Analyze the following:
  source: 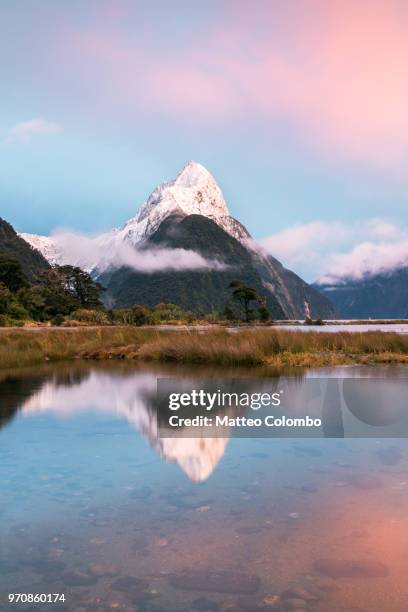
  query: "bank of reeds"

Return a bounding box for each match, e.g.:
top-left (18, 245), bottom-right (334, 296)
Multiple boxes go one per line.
top-left (0, 327), bottom-right (154, 370)
top-left (1, 327), bottom-right (407, 370)
top-left (138, 329), bottom-right (408, 366)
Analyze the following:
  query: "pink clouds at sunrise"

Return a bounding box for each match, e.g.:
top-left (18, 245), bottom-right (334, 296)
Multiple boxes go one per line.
top-left (65, 0), bottom-right (408, 167)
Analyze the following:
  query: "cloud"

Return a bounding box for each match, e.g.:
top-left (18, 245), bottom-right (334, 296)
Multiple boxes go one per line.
top-left (259, 222), bottom-right (351, 267)
top-left (65, 0), bottom-right (408, 167)
top-left (50, 229), bottom-right (226, 273)
top-left (260, 218), bottom-right (408, 282)
top-left (319, 240), bottom-right (408, 284)
top-left (6, 118), bottom-right (61, 142)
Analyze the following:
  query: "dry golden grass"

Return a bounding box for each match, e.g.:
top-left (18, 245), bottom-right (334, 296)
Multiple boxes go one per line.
top-left (138, 329), bottom-right (408, 366)
top-left (0, 327), bottom-right (155, 369)
top-left (1, 327), bottom-right (408, 370)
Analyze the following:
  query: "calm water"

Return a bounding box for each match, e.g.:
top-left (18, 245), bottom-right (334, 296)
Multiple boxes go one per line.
top-left (1, 362), bottom-right (408, 611)
top-left (273, 323), bottom-right (408, 334)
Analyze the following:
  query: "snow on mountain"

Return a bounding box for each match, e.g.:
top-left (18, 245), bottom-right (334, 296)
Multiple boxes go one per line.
top-left (20, 233), bottom-right (64, 266)
top-left (20, 161), bottom-right (249, 271)
top-left (116, 160), bottom-right (249, 245)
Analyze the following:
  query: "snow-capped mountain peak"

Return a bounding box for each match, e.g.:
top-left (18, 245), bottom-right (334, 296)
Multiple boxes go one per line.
top-left (20, 161), bottom-right (249, 270)
top-left (127, 160), bottom-right (232, 241)
top-left (175, 159), bottom-right (221, 188)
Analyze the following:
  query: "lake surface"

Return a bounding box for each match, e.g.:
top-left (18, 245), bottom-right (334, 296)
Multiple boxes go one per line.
top-left (1, 362), bottom-right (408, 611)
top-left (273, 323), bottom-right (408, 334)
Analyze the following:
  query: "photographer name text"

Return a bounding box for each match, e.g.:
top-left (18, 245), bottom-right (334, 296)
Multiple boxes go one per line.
top-left (167, 415), bottom-right (322, 428)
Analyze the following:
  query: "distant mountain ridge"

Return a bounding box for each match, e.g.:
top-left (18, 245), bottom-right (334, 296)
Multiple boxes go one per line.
top-left (19, 161), bottom-right (337, 319)
top-left (315, 267), bottom-right (408, 319)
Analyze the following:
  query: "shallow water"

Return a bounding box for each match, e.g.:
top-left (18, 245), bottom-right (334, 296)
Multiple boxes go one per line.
top-left (1, 362), bottom-right (408, 611)
top-left (273, 323), bottom-right (408, 333)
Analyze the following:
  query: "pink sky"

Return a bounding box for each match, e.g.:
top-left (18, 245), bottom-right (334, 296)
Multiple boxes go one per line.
top-left (67, 0), bottom-right (408, 167)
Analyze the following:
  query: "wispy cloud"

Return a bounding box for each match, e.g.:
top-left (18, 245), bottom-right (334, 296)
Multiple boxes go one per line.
top-left (49, 229), bottom-right (227, 274)
top-left (318, 240), bottom-right (408, 284)
top-left (6, 118), bottom-right (62, 142)
top-left (260, 218), bottom-right (408, 282)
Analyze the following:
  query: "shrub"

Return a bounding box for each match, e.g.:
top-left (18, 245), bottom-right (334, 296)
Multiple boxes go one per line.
top-left (150, 303), bottom-right (193, 324)
top-left (69, 309), bottom-right (109, 325)
top-left (304, 317), bottom-right (325, 326)
top-left (51, 314), bottom-right (65, 326)
top-left (0, 315), bottom-right (24, 327)
top-left (128, 305), bottom-right (151, 326)
top-left (0, 314), bottom-right (10, 327)
top-left (0, 283), bottom-right (12, 315)
top-left (113, 307), bottom-right (151, 325)
top-left (222, 305), bottom-right (236, 322)
top-left (7, 301), bottom-right (29, 320)
top-left (258, 305), bottom-right (271, 322)
top-left (205, 311), bottom-right (223, 324)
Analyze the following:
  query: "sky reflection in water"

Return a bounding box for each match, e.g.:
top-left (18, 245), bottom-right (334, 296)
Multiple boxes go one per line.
top-left (1, 363), bottom-right (408, 611)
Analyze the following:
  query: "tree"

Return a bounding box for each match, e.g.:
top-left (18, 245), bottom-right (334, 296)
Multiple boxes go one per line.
top-left (0, 283), bottom-right (12, 314)
top-left (0, 283), bottom-right (29, 320)
top-left (258, 304), bottom-right (271, 322)
top-left (228, 280), bottom-right (261, 323)
top-left (37, 266), bottom-right (105, 314)
top-left (57, 265), bottom-right (105, 309)
top-left (222, 304), bottom-right (236, 322)
top-left (22, 277), bottom-right (77, 319)
top-left (0, 255), bottom-right (28, 292)
top-left (17, 286), bottom-right (47, 320)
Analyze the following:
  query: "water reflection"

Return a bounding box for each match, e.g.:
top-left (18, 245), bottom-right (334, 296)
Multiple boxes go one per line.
top-left (16, 364), bottom-right (228, 482)
top-left (2, 364), bottom-right (407, 479)
top-left (1, 363), bottom-right (408, 611)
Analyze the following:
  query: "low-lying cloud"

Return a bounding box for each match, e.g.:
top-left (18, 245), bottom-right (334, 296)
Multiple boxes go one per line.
top-left (50, 230), bottom-right (226, 274)
top-left (260, 219), bottom-right (408, 283)
top-left (318, 240), bottom-right (408, 284)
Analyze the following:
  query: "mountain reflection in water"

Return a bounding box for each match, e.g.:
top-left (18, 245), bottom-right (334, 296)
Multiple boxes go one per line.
top-left (1, 362), bottom-right (408, 612)
top-left (4, 363), bottom-right (408, 481)
top-left (16, 365), bottom-right (230, 483)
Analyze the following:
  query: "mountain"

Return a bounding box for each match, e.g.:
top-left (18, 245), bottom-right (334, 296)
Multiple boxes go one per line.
top-left (21, 161), bottom-right (249, 268)
top-left (99, 213), bottom-right (287, 316)
top-left (99, 213), bottom-right (335, 317)
top-left (21, 161), bottom-right (337, 319)
top-left (0, 218), bottom-right (49, 281)
top-left (315, 267), bottom-right (408, 319)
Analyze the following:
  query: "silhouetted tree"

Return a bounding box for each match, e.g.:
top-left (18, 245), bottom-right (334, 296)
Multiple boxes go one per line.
top-left (228, 280), bottom-right (265, 323)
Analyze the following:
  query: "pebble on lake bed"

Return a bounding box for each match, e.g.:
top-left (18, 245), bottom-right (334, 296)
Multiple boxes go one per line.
top-left (262, 594), bottom-right (281, 606)
top-left (61, 570), bottom-right (98, 586)
top-left (89, 563), bottom-right (119, 577)
top-left (155, 537), bottom-right (169, 547)
top-left (169, 570), bottom-right (260, 595)
top-left (89, 537), bottom-right (105, 545)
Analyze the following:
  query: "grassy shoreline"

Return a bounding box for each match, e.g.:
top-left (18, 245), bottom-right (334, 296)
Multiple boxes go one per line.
top-left (1, 326), bottom-right (408, 370)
